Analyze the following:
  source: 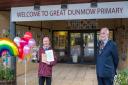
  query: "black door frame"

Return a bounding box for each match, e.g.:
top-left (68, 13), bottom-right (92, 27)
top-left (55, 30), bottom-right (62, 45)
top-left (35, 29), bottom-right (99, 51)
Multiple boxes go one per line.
top-left (69, 30), bottom-right (97, 64)
top-left (52, 29), bottom-right (114, 64)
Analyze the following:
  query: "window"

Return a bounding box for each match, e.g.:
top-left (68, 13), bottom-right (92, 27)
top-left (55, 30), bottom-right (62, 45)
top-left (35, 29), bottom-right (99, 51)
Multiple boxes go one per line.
top-left (53, 31), bottom-right (68, 49)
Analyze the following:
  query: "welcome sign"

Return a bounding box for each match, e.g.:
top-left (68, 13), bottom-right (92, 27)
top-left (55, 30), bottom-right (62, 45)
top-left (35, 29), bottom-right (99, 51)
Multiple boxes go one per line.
top-left (11, 1), bottom-right (128, 22)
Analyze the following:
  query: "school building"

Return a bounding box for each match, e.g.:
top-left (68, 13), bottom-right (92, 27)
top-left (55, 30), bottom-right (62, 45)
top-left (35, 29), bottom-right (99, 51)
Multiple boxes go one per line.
top-left (0, 0), bottom-right (128, 84)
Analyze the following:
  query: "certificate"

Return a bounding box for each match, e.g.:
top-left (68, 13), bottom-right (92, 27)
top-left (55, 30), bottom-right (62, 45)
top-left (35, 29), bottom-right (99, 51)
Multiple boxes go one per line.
top-left (45, 50), bottom-right (54, 62)
top-left (41, 54), bottom-right (47, 62)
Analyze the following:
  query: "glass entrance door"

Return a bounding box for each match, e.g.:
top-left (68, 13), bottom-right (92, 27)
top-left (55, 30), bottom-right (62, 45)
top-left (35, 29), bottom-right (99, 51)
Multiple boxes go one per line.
top-left (70, 32), bottom-right (95, 63)
top-left (83, 33), bottom-right (95, 63)
top-left (70, 33), bottom-right (81, 63)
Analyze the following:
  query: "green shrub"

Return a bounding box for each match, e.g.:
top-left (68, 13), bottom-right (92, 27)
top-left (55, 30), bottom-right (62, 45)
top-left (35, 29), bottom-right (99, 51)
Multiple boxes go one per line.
top-left (0, 64), bottom-right (14, 80)
top-left (114, 68), bottom-right (128, 85)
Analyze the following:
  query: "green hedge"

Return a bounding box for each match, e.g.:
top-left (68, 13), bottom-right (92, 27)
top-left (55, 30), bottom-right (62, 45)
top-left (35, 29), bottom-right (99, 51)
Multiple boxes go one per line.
top-left (0, 65), bottom-right (14, 80)
top-left (114, 68), bottom-right (128, 85)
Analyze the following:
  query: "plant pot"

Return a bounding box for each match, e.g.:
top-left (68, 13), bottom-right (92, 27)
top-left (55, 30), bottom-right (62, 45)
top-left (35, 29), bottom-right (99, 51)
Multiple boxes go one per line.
top-left (0, 80), bottom-right (16, 85)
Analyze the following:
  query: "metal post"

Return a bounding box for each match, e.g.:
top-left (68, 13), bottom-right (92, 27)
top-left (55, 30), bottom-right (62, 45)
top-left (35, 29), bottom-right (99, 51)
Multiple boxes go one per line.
top-left (10, 21), bottom-right (16, 69)
top-left (9, 14), bottom-right (16, 85)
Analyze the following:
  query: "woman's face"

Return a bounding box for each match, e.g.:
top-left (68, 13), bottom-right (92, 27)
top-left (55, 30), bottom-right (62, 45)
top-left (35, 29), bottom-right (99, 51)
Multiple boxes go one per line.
top-left (43, 37), bottom-right (50, 48)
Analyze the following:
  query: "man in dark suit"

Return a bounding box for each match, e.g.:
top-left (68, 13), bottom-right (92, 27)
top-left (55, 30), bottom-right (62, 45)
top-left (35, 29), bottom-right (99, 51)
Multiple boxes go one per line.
top-left (96, 27), bottom-right (119, 85)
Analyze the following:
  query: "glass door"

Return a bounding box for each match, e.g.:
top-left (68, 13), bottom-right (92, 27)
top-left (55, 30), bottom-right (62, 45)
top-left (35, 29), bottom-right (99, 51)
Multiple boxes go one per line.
top-left (70, 32), bottom-right (95, 63)
top-left (53, 31), bottom-right (68, 62)
top-left (70, 33), bottom-right (81, 63)
top-left (83, 33), bottom-right (95, 62)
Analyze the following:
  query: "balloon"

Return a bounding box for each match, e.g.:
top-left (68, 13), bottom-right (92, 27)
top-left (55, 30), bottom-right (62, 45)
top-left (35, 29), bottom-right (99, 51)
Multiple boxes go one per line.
top-left (0, 38), bottom-right (19, 57)
top-left (12, 32), bottom-right (36, 61)
top-left (20, 38), bottom-right (28, 48)
top-left (18, 45), bottom-right (24, 60)
top-left (14, 37), bottom-right (21, 46)
top-left (23, 45), bottom-right (30, 55)
top-left (23, 32), bottom-right (32, 40)
top-left (28, 38), bottom-right (36, 47)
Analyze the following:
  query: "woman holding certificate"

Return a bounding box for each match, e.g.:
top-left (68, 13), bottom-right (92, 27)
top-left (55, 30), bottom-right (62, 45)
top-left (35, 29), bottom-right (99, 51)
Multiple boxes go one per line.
top-left (37, 35), bottom-right (57, 85)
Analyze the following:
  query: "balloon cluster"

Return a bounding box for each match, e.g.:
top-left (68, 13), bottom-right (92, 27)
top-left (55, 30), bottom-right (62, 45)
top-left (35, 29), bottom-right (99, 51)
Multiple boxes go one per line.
top-left (14, 32), bottom-right (36, 60)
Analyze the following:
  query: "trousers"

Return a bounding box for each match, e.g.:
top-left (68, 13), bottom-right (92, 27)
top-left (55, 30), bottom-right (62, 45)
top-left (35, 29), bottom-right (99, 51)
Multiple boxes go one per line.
top-left (97, 76), bottom-right (114, 85)
top-left (39, 76), bottom-right (51, 85)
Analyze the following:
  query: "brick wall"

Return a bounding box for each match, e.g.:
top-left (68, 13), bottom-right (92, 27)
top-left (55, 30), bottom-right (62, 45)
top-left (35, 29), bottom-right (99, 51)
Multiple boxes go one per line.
top-left (0, 11), bottom-right (10, 37)
top-left (115, 21), bottom-right (128, 69)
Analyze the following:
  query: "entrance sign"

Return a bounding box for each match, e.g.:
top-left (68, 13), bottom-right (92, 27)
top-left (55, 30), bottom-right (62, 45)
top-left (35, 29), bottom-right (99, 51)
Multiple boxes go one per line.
top-left (11, 1), bottom-right (128, 21)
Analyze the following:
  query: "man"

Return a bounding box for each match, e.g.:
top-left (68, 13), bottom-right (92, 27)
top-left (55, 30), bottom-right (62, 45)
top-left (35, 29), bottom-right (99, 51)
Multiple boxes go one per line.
top-left (96, 27), bottom-right (119, 85)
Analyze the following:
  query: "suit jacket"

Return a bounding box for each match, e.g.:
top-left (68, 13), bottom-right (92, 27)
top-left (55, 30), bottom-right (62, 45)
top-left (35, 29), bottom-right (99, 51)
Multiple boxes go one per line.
top-left (96, 40), bottom-right (119, 78)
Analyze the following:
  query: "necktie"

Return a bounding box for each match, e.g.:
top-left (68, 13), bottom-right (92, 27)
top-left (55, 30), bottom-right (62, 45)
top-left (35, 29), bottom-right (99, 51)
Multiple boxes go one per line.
top-left (99, 41), bottom-right (104, 54)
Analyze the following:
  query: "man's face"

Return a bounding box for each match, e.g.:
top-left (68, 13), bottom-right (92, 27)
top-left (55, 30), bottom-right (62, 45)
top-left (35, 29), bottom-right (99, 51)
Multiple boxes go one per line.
top-left (99, 28), bottom-right (109, 41)
top-left (43, 37), bottom-right (50, 48)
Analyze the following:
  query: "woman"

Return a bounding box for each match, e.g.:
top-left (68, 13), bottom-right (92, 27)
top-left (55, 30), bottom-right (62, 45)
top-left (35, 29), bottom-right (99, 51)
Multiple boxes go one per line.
top-left (37, 35), bottom-right (57, 85)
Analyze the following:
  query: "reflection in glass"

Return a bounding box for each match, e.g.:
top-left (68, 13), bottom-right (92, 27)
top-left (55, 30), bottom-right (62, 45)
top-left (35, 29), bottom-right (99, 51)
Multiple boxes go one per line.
top-left (83, 33), bottom-right (94, 57)
top-left (70, 33), bottom-right (81, 56)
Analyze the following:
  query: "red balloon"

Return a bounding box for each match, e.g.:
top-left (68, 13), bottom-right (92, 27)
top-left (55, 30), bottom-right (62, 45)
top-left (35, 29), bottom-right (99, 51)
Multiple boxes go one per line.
top-left (23, 32), bottom-right (32, 40)
top-left (18, 45), bottom-right (24, 60)
top-left (20, 38), bottom-right (28, 48)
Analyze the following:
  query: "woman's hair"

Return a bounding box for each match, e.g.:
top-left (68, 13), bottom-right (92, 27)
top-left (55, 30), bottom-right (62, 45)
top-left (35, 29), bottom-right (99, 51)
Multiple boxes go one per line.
top-left (42, 35), bottom-right (51, 41)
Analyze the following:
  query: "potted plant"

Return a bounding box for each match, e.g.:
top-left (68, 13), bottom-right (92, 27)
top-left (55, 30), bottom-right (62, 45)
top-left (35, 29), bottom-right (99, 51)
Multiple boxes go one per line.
top-left (0, 64), bottom-right (15, 85)
top-left (114, 68), bottom-right (128, 85)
